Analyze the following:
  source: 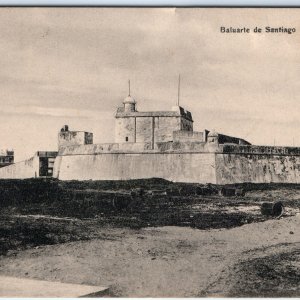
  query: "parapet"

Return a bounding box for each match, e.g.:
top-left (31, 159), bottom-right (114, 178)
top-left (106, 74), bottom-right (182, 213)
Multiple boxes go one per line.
top-left (173, 130), bottom-right (205, 142)
top-left (207, 130), bottom-right (251, 146)
top-left (116, 105), bottom-right (193, 122)
top-left (218, 134), bottom-right (251, 145)
top-left (221, 144), bottom-right (300, 155)
top-left (171, 106), bottom-right (193, 121)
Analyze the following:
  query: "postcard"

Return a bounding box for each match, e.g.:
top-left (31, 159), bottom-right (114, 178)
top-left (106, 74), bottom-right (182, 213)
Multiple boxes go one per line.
top-left (0, 7), bottom-right (299, 298)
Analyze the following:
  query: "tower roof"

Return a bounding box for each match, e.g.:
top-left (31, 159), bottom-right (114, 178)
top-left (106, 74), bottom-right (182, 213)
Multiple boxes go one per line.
top-left (123, 95), bottom-right (136, 104)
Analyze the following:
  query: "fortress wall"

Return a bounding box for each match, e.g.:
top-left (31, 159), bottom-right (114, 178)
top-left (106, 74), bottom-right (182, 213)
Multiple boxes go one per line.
top-left (0, 155), bottom-right (39, 179)
top-left (115, 117), bottom-right (136, 143)
top-left (51, 143), bottom-right (300, 184)
top-left (136, 117), bottom-right (153, 143)
top-left (115, 116), bottom-right (183, 145)
top-left (153, 116), bottom-right (181, 143)
top-left (53, 152), bottom-right (217, 183)
top-left (215, 153), bottom-right (300, 184)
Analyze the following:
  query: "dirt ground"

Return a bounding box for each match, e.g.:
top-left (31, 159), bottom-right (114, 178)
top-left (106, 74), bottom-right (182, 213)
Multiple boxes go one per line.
top-left (0, 214), bottom-right (299, 297)
top-left (1, 179), bottom-right (300, 297)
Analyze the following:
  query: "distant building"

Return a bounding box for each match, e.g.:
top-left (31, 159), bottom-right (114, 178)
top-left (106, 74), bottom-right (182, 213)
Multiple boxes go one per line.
top-left (0, 151), bottom-right (57, 179)
top-left (0, 150), bottom-right (14, 168)
top-left (38, 151), bottom-right (58, 177)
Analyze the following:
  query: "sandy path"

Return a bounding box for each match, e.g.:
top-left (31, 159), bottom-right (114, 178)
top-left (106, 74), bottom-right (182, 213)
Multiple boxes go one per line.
top-left (0, 215), bottom-right (299, 297)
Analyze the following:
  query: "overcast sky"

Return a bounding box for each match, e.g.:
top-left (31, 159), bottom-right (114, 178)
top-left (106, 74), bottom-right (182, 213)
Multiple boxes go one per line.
top-left (0, 8), bottom-right (299, 161)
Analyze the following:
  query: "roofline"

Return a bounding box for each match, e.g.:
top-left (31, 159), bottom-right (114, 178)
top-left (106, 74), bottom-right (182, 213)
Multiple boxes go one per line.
top-left (115, 112), bottom-right (193, 122)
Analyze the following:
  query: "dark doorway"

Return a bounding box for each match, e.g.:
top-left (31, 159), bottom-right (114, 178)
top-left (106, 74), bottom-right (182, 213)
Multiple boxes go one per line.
top-left (39, 157), bottom-right (49, 177)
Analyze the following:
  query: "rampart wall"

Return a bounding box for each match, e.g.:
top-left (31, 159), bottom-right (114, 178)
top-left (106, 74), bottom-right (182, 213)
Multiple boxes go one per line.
top-left (215, 145), bottom-right (300, 184)
top-left (215, 153), bottom-right (300, 184)
top-left (53, 143), bottom-right (300, 184)
top-left (53, 152), bottom-right (216, 182)
top-left (53, 142), bottom-right (216, 182)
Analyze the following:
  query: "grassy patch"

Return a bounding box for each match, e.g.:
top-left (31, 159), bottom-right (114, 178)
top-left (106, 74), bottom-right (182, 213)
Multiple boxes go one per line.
top-left (229, 246), bottom-right (300, 297)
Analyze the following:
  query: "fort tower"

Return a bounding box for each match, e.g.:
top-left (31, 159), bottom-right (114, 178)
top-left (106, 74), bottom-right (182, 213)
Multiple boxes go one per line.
top-left (115, 93), bottom-right (194, 148)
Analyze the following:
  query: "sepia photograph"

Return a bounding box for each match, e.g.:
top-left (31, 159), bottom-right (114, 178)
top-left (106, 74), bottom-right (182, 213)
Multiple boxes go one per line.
top-left (0, 7), bottom-right (299, 297)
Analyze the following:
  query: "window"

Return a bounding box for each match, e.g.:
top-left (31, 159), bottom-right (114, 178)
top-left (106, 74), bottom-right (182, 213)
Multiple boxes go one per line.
top-left (125, 137), bottom-right (128, 142)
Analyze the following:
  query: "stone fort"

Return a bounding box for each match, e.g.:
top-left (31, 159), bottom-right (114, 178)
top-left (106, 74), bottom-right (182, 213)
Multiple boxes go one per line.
top-left (0, 91), bottom-right (300, 184)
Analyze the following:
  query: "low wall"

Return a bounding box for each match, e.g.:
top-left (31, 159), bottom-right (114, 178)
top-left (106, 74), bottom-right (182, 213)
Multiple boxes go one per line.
top-left (0, 155), bottom-right (39, 179)
top-left (53, 152), bottom-right (217, 183)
